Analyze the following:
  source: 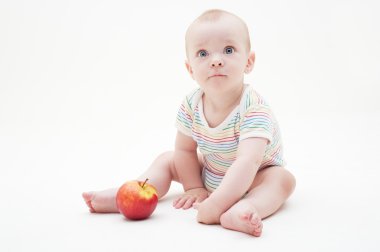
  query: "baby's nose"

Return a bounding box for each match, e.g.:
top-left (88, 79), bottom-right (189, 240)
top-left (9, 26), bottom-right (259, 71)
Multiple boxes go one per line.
top-left (210, 56), bottom-right (224, 67)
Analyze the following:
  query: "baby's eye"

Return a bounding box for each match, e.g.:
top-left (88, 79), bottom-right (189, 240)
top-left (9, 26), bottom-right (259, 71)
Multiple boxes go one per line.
top-left (224, 46), bottom-right (235, 54)
top-left (198, 50), bottom-right (208, 57)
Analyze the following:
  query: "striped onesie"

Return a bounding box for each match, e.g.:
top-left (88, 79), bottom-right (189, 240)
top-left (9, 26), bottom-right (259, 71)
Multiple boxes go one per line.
top-left (175, 84), bottom-right (285, 192)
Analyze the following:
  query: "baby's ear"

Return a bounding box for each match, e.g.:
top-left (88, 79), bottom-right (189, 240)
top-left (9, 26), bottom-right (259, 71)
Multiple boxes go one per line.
top-left (245, 51), bottom-right (255, 74)
top-left (185, 60), bottom-right (195, 79)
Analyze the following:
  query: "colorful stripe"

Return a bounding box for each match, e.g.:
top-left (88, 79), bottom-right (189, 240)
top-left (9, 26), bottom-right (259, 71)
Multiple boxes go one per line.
top-left (175, 84), bottom-right (285, 192)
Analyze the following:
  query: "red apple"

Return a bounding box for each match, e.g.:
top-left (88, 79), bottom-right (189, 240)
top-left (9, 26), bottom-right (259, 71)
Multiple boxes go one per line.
top-left (116, 178), bottom-right (158, 220)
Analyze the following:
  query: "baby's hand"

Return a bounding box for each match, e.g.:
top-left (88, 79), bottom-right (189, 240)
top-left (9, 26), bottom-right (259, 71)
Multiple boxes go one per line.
top-left (173, 187), bottom-right (210, 209)
top-left (193, 198), bottom-right (223, 224)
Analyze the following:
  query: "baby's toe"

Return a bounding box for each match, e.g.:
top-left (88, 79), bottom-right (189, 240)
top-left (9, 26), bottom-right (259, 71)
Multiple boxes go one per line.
top-left (82, 192), bottom-right (96, 213)
top-left (82, 192), bottom-right (93, 201)
top-left (252, 220), bottom-right (263, 237)
top-left (252, 229), bottom-right (262, 237)
top-left (249, 212), bottom-right (260, 225)
top-left (247, 212), bottom-right (263, 236)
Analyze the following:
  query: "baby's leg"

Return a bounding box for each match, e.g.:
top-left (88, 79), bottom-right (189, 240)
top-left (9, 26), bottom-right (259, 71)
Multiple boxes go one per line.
top-left (220, 166), bottom-right (296, 236)
top-left (82, 151), bottom-right (178, 213)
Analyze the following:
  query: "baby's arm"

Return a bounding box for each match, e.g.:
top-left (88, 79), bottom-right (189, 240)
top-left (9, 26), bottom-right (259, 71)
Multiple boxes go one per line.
top-left (172, 131), bottom-right (209, 209)
top-left (195, 137), bottom-right (268, 224)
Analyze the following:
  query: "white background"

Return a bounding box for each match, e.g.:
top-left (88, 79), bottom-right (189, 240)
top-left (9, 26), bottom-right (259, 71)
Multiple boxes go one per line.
top-left (1, 0), bottom-right (379, 251)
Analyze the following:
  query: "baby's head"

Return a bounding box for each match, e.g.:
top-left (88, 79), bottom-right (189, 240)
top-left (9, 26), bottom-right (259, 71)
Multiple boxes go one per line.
top-left (185, 9), bottom-right (251, 56)
top-left (185, 9), bottom-right (255, 89)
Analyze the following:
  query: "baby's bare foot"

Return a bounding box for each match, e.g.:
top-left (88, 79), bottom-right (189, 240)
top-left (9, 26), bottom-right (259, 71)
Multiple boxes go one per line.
top-left (220, 205), bottom-right (263, 237)
top-left (82, 188), bottom-right (119, 213)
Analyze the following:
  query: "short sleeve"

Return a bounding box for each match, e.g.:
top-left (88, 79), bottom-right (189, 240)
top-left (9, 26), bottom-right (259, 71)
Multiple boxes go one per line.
top-left (239, 88), bottom-right (275, 143)
top-left (175, 97), bottom-right (194, 136)
top-left (175, 89), bottom-right (201, 137)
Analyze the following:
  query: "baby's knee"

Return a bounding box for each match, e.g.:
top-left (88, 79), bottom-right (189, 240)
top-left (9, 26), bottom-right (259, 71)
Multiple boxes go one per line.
top-left (157, 151), bottom-right (174, 160)
top-left (279, 169), bottom-right (296, 195)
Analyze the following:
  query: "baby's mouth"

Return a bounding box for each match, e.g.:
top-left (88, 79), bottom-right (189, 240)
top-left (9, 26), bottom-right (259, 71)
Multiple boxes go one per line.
top-left (208, 74), bottom-right (227, 79)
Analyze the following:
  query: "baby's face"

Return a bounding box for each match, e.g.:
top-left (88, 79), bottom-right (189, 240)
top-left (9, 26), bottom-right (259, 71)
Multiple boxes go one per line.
top-left (185, 15), bottom-right (254, 93)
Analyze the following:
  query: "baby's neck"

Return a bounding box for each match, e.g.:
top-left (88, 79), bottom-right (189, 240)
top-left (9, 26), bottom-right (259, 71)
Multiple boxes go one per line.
top-left (203, 85), bottom-right (244, 112)
top-left (201, 85), bottom-right (245, 128)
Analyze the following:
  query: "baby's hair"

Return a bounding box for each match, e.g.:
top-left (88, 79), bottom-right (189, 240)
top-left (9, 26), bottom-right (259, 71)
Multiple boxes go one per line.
top-left (197, 9), bottom-right (237, 22)
top-left (187, 9), bottom-right (251, 52)
top-left (197, 9), bottom-right (229, 21)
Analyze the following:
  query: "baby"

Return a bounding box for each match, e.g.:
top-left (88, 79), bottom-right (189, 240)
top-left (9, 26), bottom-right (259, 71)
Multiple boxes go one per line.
top-left (83, 9), bottom-right (296, 237)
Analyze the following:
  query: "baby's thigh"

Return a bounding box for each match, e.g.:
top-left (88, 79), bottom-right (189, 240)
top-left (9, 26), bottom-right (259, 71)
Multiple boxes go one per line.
top-left (249, 166), bottom-right (285, 189)
top-left (170, 152), bottom-right (204, 182)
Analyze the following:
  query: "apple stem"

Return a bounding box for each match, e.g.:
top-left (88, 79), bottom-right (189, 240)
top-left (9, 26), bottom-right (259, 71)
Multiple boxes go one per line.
top-left (142, 178), bottom-right (149, 188)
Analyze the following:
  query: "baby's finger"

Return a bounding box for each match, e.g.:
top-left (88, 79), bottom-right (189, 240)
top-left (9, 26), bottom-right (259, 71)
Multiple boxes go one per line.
top-left (173, 196), bottom-right (189, 209)
top-left (193, 202), bottom-right (200, 209)
top-left (172, 197), bottom-right (181, 207)
top-left (182, 197), bottom-right (195, 210)
top-left (172, 195), bottom-right (184, 205)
